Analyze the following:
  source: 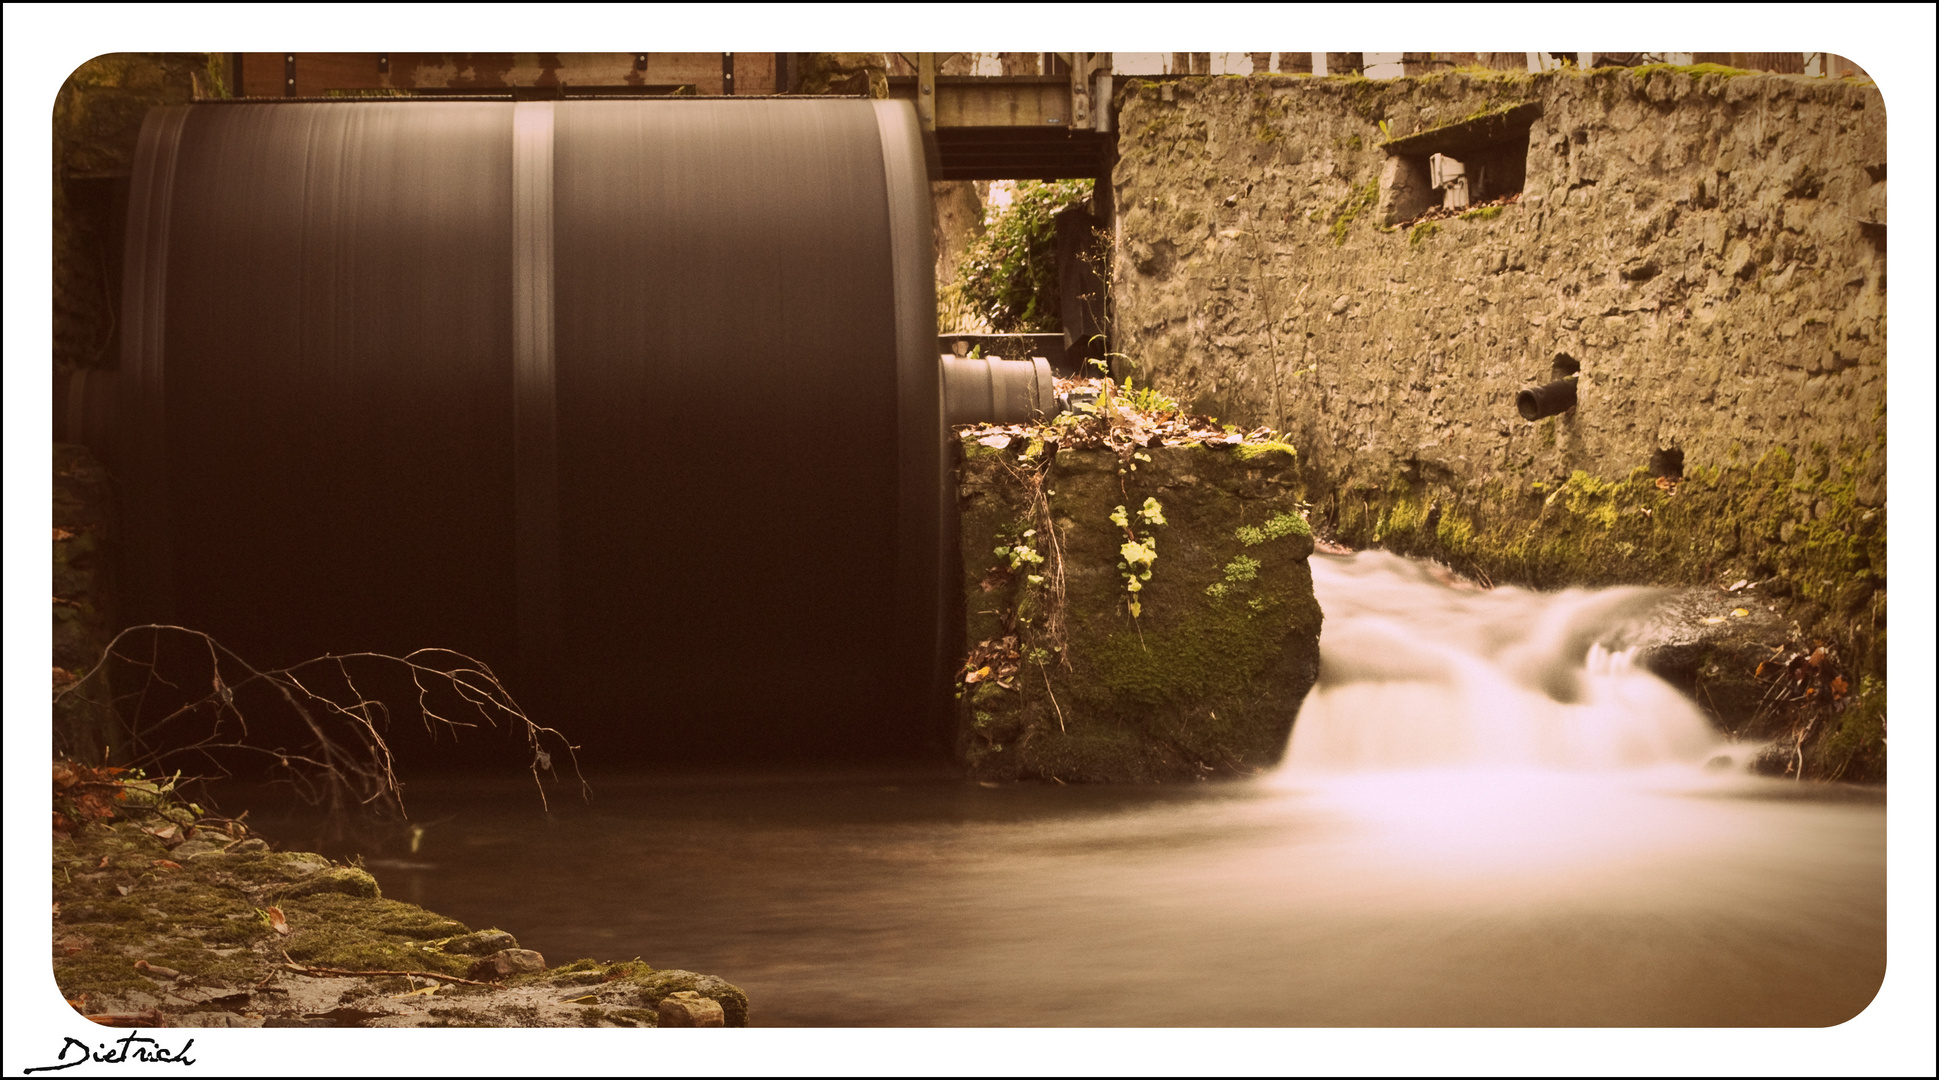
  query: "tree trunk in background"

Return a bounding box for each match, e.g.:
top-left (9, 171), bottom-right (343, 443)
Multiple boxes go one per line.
top-left (1475, 52), bottom-right (1529, 71)
top-left (1276, 52), bottom-right (1314, 75)
top-left (1325, 53), bottom-right (1363, 77)
top-left (934, 180), bottom-right (988, 332)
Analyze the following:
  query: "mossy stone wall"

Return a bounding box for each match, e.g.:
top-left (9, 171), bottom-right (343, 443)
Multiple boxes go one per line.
top-left (957, 437), bottom-right (1321, 781)
top-left (53, 53), bottom-right (212, 374)
top-left (1109, 69), bottom-right (1888, 776)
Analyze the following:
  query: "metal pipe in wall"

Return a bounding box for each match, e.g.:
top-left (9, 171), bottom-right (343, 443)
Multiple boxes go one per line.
top-left (941, 355), bottom-right (1060, 426)
top-left (1516, 378), bottom-right (1578, 421)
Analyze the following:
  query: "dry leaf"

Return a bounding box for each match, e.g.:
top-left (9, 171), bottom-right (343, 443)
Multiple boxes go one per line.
top-left (1832, 676), bottom-right (1850, 698)
top-left (562, 993), bottom-right (601, 1005)
top-left (265, 906), bottom-right (291, 935)
top-left (53, 527), bottom-right (76, 541)
top-left (97, 855), bottom-right (110, 869)
top-left (152, 858), bottom-right (183, 871)
top-left (394, 984), bottom-right (444, 999)
top-left (135, 960), bottom-right (182, 980)
top-left (1730, 608), bottom-right (1749, 618)
top-left (964, 666), bottom-right (991, 684)
top-left (1700, 616), bottom-right (1726, 625)
top-left (1727, 579), bottom-right (1749, 592)
top-left (116, 885), bottom-right (132, 896)
top-left (977, 433), bottom-right (1012, 449)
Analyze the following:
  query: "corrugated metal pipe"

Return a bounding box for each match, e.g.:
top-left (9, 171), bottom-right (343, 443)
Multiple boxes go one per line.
top-left (941, 355), bottom-right (1060, 426)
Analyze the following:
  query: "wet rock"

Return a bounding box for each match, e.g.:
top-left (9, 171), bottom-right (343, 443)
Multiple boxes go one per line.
top-left (656, 991), bottom-right (725, 1028)
top-left (171, 839), bottom-right (226, 859)
top-left (468, 948), bottom-right (546, 981)
top-left (1629, 584), bottom-right (1790, 737)
top-left (439, 929), bottom-right (519, 956)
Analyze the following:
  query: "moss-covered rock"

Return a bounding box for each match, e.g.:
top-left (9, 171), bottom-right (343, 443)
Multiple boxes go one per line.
top-left (51, 793), bottom-right (751, 1027)
top-left (1309, 442), bottom-right (1886, 781)
top-left (957, 436), bottom-right (1321, 781)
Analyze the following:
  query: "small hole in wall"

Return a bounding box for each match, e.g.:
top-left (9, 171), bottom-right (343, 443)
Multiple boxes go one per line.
top-left (1649, 447), bottom-right (1684, 480)
top-left (1378, 101), bottom-right (1542, 226)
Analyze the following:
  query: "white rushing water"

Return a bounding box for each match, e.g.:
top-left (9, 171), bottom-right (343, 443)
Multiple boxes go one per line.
top-left (1284, 551), bottom-right (1721, 772)
top-left (307, 553), bottom-right (1882, 1031)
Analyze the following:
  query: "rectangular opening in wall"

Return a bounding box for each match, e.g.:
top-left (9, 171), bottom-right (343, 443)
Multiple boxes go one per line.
top-left (1376, 101), bottom-right (1541, 226)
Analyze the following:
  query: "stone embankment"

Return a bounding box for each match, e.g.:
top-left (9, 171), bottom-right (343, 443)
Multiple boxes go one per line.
top-left (954, 386), bottom-right (1322, 781)
top-left (1108, 66), bottom-right (1887, 779)
top-left (51, 768), bottom-right (747, 1028)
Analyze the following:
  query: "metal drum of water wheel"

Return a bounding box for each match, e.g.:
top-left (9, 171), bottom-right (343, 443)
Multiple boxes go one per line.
top-left (116, 98), bottom-right (949, 763)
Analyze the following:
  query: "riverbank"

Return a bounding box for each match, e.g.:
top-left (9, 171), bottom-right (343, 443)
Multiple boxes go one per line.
top-left (50, 764), bottom-right (747, 1028)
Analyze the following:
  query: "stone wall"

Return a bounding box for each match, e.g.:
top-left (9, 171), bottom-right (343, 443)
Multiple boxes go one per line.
top-left (956, 435), bottom-right (1321, 782)
top-left (54, 53), bottom-right (211, 374)
top-left (1110, 67), bottom-right (1887, 662)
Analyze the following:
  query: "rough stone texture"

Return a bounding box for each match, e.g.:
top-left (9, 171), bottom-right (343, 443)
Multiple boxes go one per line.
top-left (53, 443), bottom-right (123, 763)
top-left (1109, 68), bottom-right (1887, 777)
top-left (468, 948), bottom-right (547, 981)
top-left (656, 990), bottom-right (726, 1027)
top-left (957, 436), bottom-right (1322, 782)
top-left (439, 929), bottom-right (520, 956)
top-left (52, 812), bottom-right (751, 1028)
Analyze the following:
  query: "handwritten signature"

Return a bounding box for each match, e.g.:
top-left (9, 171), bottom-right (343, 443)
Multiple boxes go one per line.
top-left (24, 1032), bottom-right (196, 1073)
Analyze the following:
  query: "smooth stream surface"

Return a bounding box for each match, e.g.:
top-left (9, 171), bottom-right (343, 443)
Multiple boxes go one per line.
top-left (298, 553), bottom-right (1886, 1025)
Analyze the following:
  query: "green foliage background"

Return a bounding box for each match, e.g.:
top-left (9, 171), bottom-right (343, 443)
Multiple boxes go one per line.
top-left (951, 179), bottom-right (1093, 333)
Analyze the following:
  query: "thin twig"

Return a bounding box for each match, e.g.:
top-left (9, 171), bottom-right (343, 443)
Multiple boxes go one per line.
top-left (54, 624), bottom-right (587, 824)
top-left (1038, 663), bottom-right (1066, 733)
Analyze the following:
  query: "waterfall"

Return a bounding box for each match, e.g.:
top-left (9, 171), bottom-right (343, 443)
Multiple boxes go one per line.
top-left (1283, 551), bottom-right (1721, 772)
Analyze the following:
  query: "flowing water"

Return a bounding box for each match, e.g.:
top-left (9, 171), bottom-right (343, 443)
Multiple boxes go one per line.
top-left (284, 553), bottom-right (1886, 1026)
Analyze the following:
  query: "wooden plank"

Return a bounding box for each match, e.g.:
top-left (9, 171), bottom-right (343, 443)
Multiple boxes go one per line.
top-left (240, 53), bottom-right (768, 97)
top-left (930, 78), bottom-right (1072, 128)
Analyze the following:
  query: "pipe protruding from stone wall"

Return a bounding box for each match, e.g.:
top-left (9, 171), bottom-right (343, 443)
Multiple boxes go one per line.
top-left (1516, 352), bottom-right (1580, 422)
top-left (942, 355), bottom-right (1059, 426)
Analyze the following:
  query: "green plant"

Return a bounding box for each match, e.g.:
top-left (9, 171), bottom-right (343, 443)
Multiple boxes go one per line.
top-left (1122, 380), bottom-right (1181, 415)
top-left (955, 179), bottom-right (1095, 333)
top-left (1110, 499), bottom-right (1167, 618)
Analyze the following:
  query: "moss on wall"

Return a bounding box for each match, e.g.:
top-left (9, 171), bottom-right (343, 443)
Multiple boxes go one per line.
top-left (1111, 68), bottom-right (1888, 781)
top-left (957, 437), bottom-right (1321, 782)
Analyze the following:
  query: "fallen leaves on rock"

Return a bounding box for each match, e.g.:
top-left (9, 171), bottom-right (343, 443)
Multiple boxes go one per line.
top-left (959, 636), bottom-right (1024, 691)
